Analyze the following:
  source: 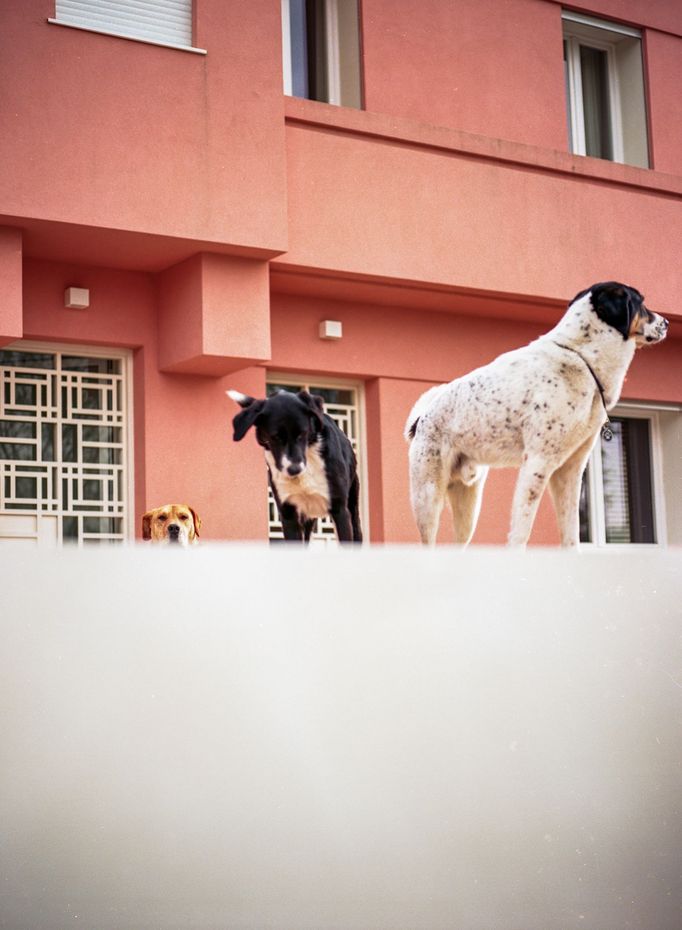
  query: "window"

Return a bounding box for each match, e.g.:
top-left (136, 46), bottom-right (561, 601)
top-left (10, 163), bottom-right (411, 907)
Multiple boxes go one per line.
top-left (265, 377), bottom-right (366, 544)
top-left (282, 0), bottom-right (361, 107)
top-left (563, 11), bottom-right (649, 168)
top-left (49, 0), bottom-right (205, 54)
top-left (579, 410), bottom-right (663, 546)
top-left (0, 345), bottom-right (131, 547)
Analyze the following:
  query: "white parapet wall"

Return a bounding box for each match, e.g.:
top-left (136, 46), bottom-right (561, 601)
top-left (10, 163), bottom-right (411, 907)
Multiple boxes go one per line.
top-left (1, 545), bottom-right (681, 930)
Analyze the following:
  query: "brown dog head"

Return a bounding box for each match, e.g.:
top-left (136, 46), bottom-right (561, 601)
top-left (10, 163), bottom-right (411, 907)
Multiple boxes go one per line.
top-left (141, 504), bottom-right (202, 546)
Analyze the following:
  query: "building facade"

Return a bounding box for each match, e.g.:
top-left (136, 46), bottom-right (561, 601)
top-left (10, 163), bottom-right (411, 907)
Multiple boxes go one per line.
top-left (1, 0), bottom-right (681, 547)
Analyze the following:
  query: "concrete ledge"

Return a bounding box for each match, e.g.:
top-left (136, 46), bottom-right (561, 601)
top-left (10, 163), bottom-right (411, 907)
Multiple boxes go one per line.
top-left (1, 546), bottom-right (681, 929)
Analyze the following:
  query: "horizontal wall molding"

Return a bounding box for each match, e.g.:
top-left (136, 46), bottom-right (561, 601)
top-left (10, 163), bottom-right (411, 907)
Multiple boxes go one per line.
top-left (284, 97), bottom-right (682, 199)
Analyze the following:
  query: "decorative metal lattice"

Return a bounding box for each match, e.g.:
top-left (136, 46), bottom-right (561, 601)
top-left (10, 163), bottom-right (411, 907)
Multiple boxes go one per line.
top-left (0, 348), bottom-right (129, 546)
top-left (266, 381), bottom-right (361, 544)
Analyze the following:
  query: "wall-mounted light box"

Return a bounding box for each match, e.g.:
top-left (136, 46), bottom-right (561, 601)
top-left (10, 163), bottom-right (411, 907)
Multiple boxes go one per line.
top-left (64, 287), bottom-right (90, 309)
top-left (319, 320), bottom-right (342, 340)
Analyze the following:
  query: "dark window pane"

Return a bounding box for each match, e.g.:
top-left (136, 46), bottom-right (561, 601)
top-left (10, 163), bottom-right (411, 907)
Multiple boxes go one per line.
top-left (310, 387), bottom-right (354, 406)
top-left (83, 446), bottom-right (119, 464)
top-left (83, 517), bottom-right (121, 535)
top-left (83, 479), bottom-right (102, 501)
top-left (579, 469), bottom-right (591, 543)
top-left (267, 383), bottom-right (303, 396)
top-left (0, 421), bottom-right (35, 439)
top-left (601, 418), bottom-right (655, 544)
top-left (62, 356), bottom-right (119, 374)
top-left (82, 426), bottom-right (118, 444)
top-left (15, 383), bottom-right (37, 406)
top-left (15, 476), bottom-right (37, 499)
top-left (62, 425), bottom-right (77, 462)
top-left (306, 0), bottom-right (329, 103)
top-left (63, 516), bottom-right (79, 541)
top-left (0, 442), bottom-right (36, 461)
top-left (0, 350), bottom-right (55, 369)
top-left (580, 44), bottom-right (613, 160)
top-left (42, 424), bottom-right (55, 461)
top-left (82, 388), bottom-right (102, 410)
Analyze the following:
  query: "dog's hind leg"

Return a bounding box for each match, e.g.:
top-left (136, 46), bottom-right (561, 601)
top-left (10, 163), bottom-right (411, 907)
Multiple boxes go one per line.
top-left (409, 434), bottom-right (453, 545)
top-left (548, 435), bottom-right (597, 548)
top-left (508, 456), bottom-right (552, 547)
top-left (412, 482), bottom-right (445, 545)
top-left (446, 466), bottom-right (488, 546)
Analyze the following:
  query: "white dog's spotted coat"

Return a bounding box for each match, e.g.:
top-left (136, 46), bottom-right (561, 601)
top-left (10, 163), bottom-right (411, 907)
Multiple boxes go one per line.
top-left (405, 283), bottom-right (669, 548)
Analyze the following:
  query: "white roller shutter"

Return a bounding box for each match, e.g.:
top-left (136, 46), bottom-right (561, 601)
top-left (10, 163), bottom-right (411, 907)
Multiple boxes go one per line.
top-left (54, 0), bottom-right (192, 49)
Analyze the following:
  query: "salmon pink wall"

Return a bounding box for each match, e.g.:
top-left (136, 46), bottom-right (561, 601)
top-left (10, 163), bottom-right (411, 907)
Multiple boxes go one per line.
top-left (269, 293), bottom-right (682, 402)
top-left (0, 228), bottom-right (22, 343)
top-left (158, 254), bottom-right (271, 376)
top-left (646, 30), bottom-right (682, 175)
top-left (560, 0), bottom-right (682, 35)
top-left (0, 0), bottom-right (288, 254)
top-left (361, 0), bottom-right (567, 151)
top-left (19, 259), bottom-right (268, 541)
top-left (281, 119), bottom-right (682, 312)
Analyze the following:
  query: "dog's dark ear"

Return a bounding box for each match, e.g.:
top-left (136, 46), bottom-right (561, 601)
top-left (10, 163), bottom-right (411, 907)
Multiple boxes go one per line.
top-left (298, 390), bottom-right (325, 430)
top-left (590, 282), bottom-right (641, 341)
top-left (141, 511), bottom-right (153, 541)
top-left (231, 398), bottom-right (266, 441)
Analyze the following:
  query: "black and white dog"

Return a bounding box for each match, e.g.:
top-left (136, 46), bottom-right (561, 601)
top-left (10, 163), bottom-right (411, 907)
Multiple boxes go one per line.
top-left (405, 282), bottom-right (668, 548)
top-left (228, 389), bottom-right (362, 543)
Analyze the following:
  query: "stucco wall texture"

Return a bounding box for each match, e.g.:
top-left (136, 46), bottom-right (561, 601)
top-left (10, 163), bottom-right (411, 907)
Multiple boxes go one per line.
top-left (1, 0), bottom-right (681, 543)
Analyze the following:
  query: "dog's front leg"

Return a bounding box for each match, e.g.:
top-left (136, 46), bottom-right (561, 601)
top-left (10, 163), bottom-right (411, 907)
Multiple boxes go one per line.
top-left (279, 503), bottom-right (304, 542)
top-left (330, 502), bottom-right (354, 542)
top-left (548, 435), bottom-right (597, 548)
top-left (508, 456), bottom-right (551, 547)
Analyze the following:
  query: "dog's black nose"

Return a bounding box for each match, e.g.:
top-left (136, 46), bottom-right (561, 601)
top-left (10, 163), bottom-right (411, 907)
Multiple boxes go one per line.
top-left (287, 464), bottom-right (303, 476)
top-left (168, 523), bottom-right (180, 538)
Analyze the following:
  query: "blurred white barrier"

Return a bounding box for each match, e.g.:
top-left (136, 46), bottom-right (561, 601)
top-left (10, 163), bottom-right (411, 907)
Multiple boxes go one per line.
top-left (1, 545), bottom-right (681, 930)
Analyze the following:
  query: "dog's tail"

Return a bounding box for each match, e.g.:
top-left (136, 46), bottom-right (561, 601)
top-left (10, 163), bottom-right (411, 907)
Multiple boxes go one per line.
top-left (404, 383), bottom-right (447, 442)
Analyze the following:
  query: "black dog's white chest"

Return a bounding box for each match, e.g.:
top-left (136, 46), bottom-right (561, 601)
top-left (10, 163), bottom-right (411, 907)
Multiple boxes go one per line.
top-left (265, 443), bottom-right (331, 519)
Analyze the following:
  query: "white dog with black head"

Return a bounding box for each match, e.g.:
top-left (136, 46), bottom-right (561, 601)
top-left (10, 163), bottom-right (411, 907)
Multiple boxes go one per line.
top-left (405, 282), bottom-right (668, 548)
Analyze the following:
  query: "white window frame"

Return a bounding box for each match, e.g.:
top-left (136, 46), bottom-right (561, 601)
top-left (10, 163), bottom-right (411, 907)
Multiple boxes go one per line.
top-left (564, 31), bottom-right (624, 163)
top-left (562, 10), bottom-right (649, 167)
top-left (0, 340), bottom-right (135, 546)
top-left (580, 404), bottom-right (667, 549)
top-left (265, 372), bottom-right (369, 544)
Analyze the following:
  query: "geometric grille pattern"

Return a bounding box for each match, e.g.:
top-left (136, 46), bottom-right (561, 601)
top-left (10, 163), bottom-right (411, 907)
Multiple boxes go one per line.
top-left (0, 347), bottom-right (128, 545)
top-left (266, 380), bottom-right (361, 544)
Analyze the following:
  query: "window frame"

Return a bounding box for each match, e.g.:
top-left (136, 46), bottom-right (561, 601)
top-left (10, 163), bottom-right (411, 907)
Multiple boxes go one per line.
top-left (562, 10), bottom-right (648, 167)
top-left (563, 30), bottom-right (625, 163)
top-left (0, 340), bottom-right (135, 546)
top-left (580, 405), bottom-right (667, 549)
top-left (265, 372), bottom-right (369, 544)
top-left (281, 0), bottom-right (361, 108)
